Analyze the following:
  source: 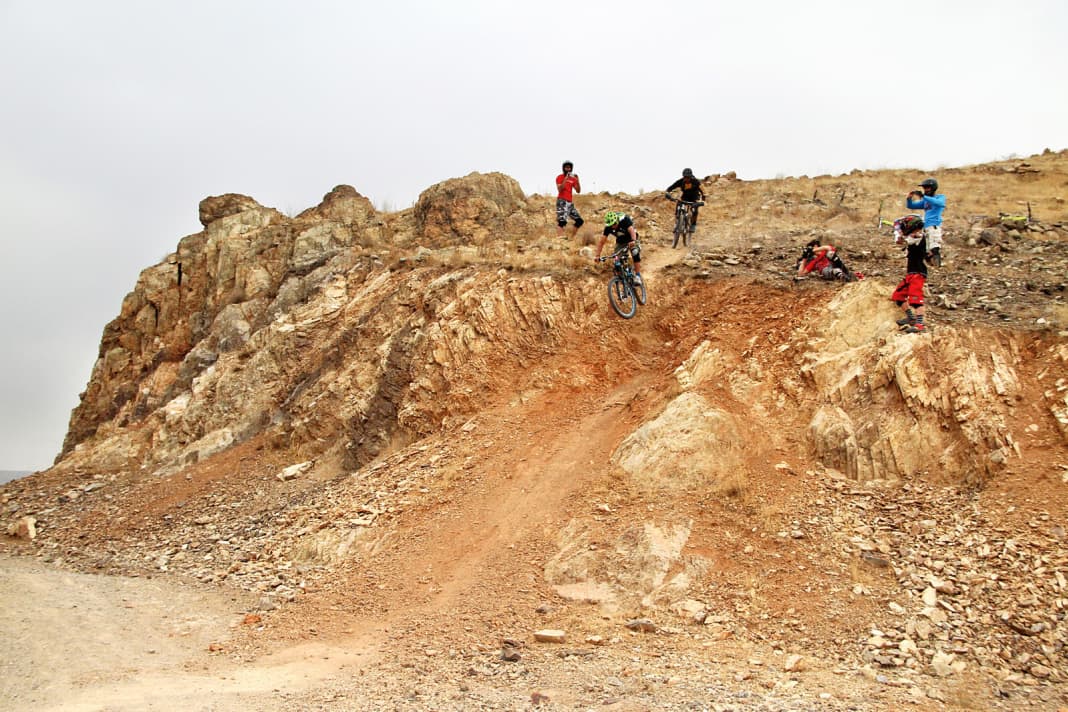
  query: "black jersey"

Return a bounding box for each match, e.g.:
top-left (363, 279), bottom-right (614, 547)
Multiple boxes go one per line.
top-left (905, 236), bottom-right (928, 276)
top-left (667, 177), bottom-right (703, 202)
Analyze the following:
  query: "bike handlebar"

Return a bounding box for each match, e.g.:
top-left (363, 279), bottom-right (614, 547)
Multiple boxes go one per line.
top-left (664, 193), bottom-right (704, 206)
top-left (598, 244), bottom-right (638, 262)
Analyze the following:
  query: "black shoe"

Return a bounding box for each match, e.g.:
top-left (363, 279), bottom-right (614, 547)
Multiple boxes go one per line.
top-left (896, 316), bottom-right (915, 327)
top-left (903, 324), bottom-right (927, 334)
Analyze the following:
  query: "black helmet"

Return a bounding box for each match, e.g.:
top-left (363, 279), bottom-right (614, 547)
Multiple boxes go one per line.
top-left (682, 168), bottom-right (694, 178)
top-left (919, 178), bottom-right (938, 193)
top-left (562, 160), bottom-right (574, 171)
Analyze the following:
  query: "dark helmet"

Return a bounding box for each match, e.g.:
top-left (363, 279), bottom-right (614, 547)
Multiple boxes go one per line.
top-left (682, 168), bottom-right (694, 178)
top-left (562, 160), bottom-right (574, 171)
top-left (919, 178), bottom-right (938, 193)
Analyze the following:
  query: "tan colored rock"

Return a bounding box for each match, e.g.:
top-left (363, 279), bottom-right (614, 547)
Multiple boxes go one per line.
top-left (413, 172), bottom-right (527, 246)
top-left (533, 629), bottom-right (566, 643)
top-left (198, 193), bottom-right (264, 227)
top-left (612, 392), bottom-right (743, 494)
top-left (804, 280), bottom-right (1021, 484)
top-left (9, 516), bottom-right (37, 539)
top-left (276, 461), bottom-right (312, 482)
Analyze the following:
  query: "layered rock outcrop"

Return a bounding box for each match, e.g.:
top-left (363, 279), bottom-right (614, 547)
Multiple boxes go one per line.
top-left (62, 186), bottom-right (382, 461)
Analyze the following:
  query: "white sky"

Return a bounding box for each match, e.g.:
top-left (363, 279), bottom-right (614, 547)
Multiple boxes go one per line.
top-left (1, 0), bottom-right (1066, 471)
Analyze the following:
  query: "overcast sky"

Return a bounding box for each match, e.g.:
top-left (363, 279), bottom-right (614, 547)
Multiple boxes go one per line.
top-left (1, 1), bottom-right (1066, 472)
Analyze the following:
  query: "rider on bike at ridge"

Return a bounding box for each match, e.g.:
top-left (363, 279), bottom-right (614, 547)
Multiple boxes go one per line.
top-left (665, 168), bottom-right (705, 233)
top-left (596, 211), bottom-right (643, 285)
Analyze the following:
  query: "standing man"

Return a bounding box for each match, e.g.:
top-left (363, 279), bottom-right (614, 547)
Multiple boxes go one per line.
top-left (665, 168), bottom-right (705, 233)
top-left (906, 177), bottom-right (945, 267)
top-left (555, 160), bottom-right (584, 239)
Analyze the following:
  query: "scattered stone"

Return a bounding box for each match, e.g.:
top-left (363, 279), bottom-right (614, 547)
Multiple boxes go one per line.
top-left (8, 516), bottom-right (36, 540)
top-left (930, 652), bottom-right (957, 677)
top-left (533, 629), bottom-right (566, 643)
top-left (624, 619), bottom-right (658, 633)
top-left (276, 461), bottom-right (312, 482)
top-left (1030, 663), bottom-right (1052, 679)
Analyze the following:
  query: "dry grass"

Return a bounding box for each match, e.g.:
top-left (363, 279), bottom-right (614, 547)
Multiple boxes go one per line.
top-left (710, 467), bottom-right (749, 500)
top-left (398, 238), bottom-right (590, 278)
top-left (943, 681), bottom-right (992, 710)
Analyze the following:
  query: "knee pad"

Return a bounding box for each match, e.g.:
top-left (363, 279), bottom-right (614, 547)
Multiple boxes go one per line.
top-left (557, 219), bottom-right (567, 228)
top-left (574, 217), bottom-right (584, 228)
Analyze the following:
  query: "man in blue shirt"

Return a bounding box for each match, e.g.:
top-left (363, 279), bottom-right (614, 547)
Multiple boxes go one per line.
top-left (906, 178), bottom-right (946, 266)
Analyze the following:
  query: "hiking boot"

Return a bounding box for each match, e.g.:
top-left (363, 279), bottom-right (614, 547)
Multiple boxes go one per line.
top-left (903, 324), bottom-right (927, 334)
top-left (896, 316), bottom-right (916, 327)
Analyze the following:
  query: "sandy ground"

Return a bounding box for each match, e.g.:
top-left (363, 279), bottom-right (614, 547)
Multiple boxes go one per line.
top-left (0, 555), bottom-right (384, 712)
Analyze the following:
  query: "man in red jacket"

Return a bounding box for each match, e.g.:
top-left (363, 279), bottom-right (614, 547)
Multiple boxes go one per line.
top-left (555, 160), bottom-right (584, 239)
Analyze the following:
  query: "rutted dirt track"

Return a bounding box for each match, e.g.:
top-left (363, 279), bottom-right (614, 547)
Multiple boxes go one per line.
top-left (3, 154), bottom-right (1068, 711)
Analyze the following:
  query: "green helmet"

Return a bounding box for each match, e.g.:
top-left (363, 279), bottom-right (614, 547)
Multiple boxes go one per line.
top-left (604, 211), bottom-right (621, 226)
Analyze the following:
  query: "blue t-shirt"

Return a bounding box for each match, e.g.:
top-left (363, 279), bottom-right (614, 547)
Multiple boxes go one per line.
top-left (906, 194), bottom-right (946, 227)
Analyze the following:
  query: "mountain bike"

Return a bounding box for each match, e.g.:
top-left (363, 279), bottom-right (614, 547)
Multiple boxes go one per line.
top-left (667, 196), bottom-right (704, 249)
top-left (598, 244), bottom-right (646, 318)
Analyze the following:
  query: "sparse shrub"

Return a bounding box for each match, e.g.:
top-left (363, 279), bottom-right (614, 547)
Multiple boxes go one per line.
top-left (710, 467), bottom-right (748, 499)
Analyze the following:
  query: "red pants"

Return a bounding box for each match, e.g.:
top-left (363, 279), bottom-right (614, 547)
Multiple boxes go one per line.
top-left (891, 273), bottom-right (926, 307)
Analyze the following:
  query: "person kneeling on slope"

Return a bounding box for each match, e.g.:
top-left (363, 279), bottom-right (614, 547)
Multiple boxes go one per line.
top-left (795, 239), bottom-right (859, 282)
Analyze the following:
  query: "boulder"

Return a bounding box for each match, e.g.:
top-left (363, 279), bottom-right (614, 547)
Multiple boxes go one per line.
top-left (198, 193), bottom-right (264, 226)
top-left (413, 172), bottom-right (528, 245)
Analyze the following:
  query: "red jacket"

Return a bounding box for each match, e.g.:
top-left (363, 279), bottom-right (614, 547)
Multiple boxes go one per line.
top-left (556, 174), bottom-right (580, 202)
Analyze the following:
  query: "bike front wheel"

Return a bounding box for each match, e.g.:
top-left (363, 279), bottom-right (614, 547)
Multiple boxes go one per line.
top-left (672, 216), bottom-right (684, 249)
top-left (608, 277), bottom-right (637, 318)
top-left (682, 212), bottom-right (692, 247)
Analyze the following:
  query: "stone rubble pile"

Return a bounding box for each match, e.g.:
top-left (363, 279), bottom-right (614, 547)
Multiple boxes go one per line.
top-left (829, 478), bottom-right (1067, 688)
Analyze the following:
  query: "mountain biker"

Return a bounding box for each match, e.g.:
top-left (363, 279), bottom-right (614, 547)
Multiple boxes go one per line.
top-left (596, 211), bottom-right (643, 286)
top-left (906, 177), bottom-right (945, 267)
top-left (665, 168), bottom-right (705, 233)
top-left (890, 213), bottom-right (935, 333)
top-left (555, 160), bottom-right (584, 238)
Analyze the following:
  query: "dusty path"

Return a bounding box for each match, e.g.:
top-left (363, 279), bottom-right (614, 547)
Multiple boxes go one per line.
top-left (0, 556), bottom-right (378, 712)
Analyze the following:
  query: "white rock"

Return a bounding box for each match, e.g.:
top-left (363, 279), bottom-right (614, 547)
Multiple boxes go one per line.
top-left (533, 629), bottom-right (566, 643)
top-left (276, 461), bottom-right (313, 481)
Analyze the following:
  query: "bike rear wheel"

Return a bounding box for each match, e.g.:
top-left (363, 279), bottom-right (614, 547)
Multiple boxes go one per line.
top-left (608, 277), bottom-right (637, 318)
